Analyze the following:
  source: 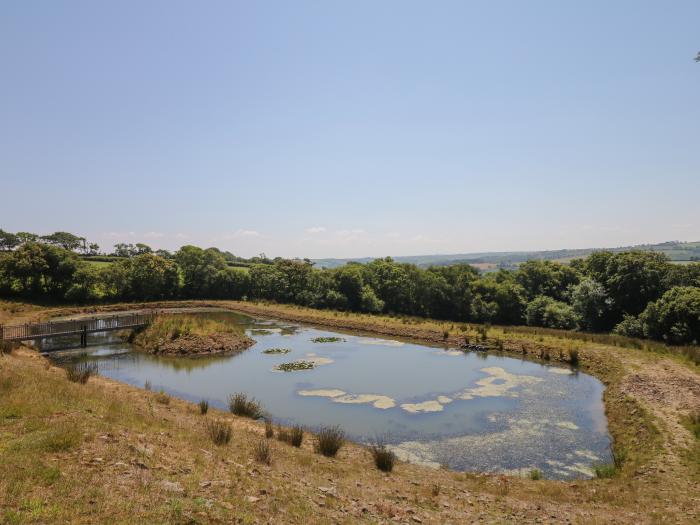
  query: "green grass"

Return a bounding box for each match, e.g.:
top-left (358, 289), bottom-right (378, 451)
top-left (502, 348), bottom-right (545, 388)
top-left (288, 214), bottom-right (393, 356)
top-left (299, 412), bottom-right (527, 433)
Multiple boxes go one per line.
top-left (133, 314), bottom-right (241, 346)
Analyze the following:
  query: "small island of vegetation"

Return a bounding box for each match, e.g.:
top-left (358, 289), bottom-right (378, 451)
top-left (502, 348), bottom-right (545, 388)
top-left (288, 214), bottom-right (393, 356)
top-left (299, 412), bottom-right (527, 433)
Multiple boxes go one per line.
top-left (131, 315), bottom-right (255, 356)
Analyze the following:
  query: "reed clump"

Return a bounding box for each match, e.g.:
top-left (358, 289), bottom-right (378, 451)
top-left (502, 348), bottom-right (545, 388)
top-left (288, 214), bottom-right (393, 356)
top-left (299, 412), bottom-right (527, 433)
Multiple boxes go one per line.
top-left (314, 425), bottom-right (344, 457)
top-left (65, 362), bottom-right (98, 384)
top-left (205, 419), bottom-right (232, 445)
top-left (228, 392), bottom-right (264, 419)
top-left (199, 400), bottom-right (209, 415)
top-left (369, 438), bottom-right (396, 473)
top-left (253, 439), bottom-right (272, 465)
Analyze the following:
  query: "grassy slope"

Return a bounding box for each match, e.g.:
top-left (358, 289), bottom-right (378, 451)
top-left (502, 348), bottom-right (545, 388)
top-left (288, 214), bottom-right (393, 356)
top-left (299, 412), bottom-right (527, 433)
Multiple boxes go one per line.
top-left (1, 300), bottom-right (699, 524)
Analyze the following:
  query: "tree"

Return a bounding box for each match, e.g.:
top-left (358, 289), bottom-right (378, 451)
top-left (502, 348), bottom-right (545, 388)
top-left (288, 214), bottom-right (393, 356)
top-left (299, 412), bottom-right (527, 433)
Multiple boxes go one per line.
top-left (175, 245), bottom-right (227, 298)
top-left (570, 278), bottom-right (613, 331)
top-left (40, 231), bottom-right (84, 252)
top-left (515, 260), bottom-right (579, 301)
top-left (1, 242), bottom-right (80, 298)
top-left (15, 232), bottom-right (38, 245)
top-left (584, 251), bottom-right (670, 322)
top-left (0, 229), bottom-right (19, 251)
top-left (118, 253), bottom-right (180, 300)
top-left (333, 264), bottom-right (365, 310)
top-left (212, 267), bottom-right (251, 299)
top-left (638, 286), bottom-right (700, 344)
top-left (360, 285), bottom-right (384, 313)
top-left (526, 295), bottom-right (577, 329)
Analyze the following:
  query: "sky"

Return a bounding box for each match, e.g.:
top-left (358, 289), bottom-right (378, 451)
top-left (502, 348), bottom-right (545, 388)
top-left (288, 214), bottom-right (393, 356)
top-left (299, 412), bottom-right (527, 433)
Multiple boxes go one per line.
top-left (1, 1), bottom-right (699, 259)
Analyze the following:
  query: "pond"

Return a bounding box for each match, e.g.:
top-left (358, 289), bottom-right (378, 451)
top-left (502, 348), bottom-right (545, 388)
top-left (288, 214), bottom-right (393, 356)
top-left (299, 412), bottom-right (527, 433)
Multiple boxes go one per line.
top-left (41, 310), bottom-right (611, 479)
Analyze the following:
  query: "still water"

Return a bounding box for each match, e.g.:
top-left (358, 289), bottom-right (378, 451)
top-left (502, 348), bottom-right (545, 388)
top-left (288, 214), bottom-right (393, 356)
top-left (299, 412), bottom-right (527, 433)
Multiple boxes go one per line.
top-left (43, 310), bottom-right (611, 479)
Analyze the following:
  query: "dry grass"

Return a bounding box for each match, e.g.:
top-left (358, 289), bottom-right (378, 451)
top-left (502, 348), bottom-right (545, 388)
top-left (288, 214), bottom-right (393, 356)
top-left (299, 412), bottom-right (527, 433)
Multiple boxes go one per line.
top-left (369, 438), bottom-right (396, 473)
top-left (65, 361), bottom-right (98, 384)
top-left (253, 439), bottom-right (272, 465)
top-left (1, 300), bottom-right (698, 524)
top-left (199, 399), bottom-right (209, 415)
top-left (205, 419), bottom-right (232, 445)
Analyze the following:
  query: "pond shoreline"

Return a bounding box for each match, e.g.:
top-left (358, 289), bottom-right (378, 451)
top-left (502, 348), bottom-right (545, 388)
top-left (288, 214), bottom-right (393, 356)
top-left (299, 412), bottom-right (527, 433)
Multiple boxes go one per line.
top-left (3, 299), bottom-right (699, 522)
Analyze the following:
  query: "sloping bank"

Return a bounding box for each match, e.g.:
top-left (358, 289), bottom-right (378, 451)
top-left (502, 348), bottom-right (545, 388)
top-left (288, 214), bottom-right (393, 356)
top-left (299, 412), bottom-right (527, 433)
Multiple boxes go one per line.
top-left (5, 299), bottom-right (699, 522)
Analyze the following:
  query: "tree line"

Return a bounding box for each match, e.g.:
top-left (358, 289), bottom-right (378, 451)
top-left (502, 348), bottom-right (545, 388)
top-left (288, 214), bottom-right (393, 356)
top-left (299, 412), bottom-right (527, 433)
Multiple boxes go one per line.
top-left (0, 236), bottom-right (699, 345)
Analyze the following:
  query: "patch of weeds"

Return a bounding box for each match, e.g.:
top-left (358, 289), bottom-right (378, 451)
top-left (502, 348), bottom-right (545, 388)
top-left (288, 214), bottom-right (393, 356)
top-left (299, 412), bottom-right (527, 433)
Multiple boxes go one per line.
top-left (369, 437), bottom-right (396, 473)
top-left (198, 400), bottom-right (209, 415)
top-left (205, 419), bottom-right (232, 445)
top-left (253, 439), bottom-right (272, 465)
top-left (228, 392), bottom-right (264, 419)
top-left (289, 425), bottom-right (303, 447)
top-left (262, 348), bottom-right (291, 355)
top-left (311, 337), bottom-right (345, 343)
top-left (593, 463), bottom-right (616, 479)
top-left (314, 425), bottom-right (344, 457)
top-left (155, 390), bottom-right (170, 405)
top-left (265, 418), bottom-right (274, 438)
top-left (1, 340), bottom-right (19, 355)
top-left (568, 348), bottom-right (579, 365)
top-left (529, 469), bottom-right (542, 480)
top-left (431, 483), bottom-right (441, 497)
top-left (65, 362), bottom-right (98, 384)
top-left (682, 410), bottom-right (700, 440)
top-left (275, 361), bottom-right (315, 372)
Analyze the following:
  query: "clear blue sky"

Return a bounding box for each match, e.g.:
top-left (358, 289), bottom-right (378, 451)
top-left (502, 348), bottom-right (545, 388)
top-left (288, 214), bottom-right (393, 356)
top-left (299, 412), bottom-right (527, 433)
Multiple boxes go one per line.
top-left (1, 1), bottom-right (698, 258)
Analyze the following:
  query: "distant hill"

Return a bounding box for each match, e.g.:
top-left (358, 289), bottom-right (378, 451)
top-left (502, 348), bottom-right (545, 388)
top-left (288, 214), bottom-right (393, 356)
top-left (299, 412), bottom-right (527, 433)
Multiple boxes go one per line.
top-left (312, 240), bottom-right (700, 270)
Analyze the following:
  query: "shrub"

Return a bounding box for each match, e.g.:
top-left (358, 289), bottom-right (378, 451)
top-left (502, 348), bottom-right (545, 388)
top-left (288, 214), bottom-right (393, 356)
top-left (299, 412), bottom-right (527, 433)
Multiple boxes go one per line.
top-left (205, 419), bottom-right (232, 445)
top-left (314, 425), bottom-right (344, 457)
top-left (253, 439), bottom-right (272, 465)
top-left (155, 390), bottom-right (170, 404)
top-left (228, 392), bottom-right (264, 419)
top-left (199, 400), bottom-right (209, 415)
top-left (593, 463), bottom-right (616, 479)
top-left (568, 348), bottom-right (579, 365)
top-left (65, 362), bottom-right (98, 384)
top-left (0, 340), bottom-right (18, 354)
top-left (529, 469), bottom-right (542, 480)
top-left (289, 425), bottom-right (304, 447)
top-left (276, 426), bottom-right (289, 443)
top-left (369, 439), bottom-right (396, 472)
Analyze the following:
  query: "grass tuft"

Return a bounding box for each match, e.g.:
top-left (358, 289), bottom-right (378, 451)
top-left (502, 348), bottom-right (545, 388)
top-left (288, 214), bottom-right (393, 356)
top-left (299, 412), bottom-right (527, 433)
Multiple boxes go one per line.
top-left (228, 392), bottom-right (264, 419)
top-left (65, 362), bottom-right (98, 384)
top-left (369, 438), bottom-right (396, 473)
top-left (529, 468), bottom-right (542, 480)
top-left (265, 418), bottom-right (274, 438)
top-left (154, 390), bottom-right (170, 405)
top-left (205, 419), bottom-right (232, 445)
top-left (253, 439), bottom-right (272, 465)
top-left (314, 425), bottom-right (344, 457)
top-left (198, 400), bottom-right (209, 415)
